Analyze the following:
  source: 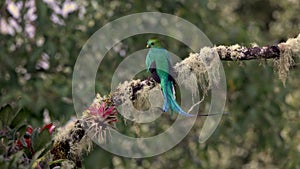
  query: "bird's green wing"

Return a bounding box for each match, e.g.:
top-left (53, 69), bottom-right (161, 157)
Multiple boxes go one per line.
top-left (146, 50), bottom-right (154, 72)
top-left (146, 48), bottom-right (171, 74)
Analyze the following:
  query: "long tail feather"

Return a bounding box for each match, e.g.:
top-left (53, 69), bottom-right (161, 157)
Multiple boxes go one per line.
top-left (162, 94), bottom-right (169, 112)
top-left (161, 79), bottom-right (169, 112)
top-left (162, 80), bottom-right (194, 117)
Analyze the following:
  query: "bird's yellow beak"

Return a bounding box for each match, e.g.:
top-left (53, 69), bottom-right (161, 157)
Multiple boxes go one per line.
top-left (146, 44), bottom-right (149, 48)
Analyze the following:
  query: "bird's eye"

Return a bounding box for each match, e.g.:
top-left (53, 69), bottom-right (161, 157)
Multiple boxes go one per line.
top-left (151, 42), bottom-right (154, 45)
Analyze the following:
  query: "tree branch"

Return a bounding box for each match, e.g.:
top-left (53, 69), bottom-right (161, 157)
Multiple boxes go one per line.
top-left (215, 34), bottom-right (299, 61)
top-left (110, 34), bottom-right (300, 104)
top-left (51, 34), bottom-right (300, 167)
top-left (215, 45), bottom-right (280, 60)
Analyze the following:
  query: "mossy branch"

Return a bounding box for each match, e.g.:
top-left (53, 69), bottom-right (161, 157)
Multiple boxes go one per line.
top-left (215, 44), bottom-right (280, 60)
top-left (215, 34), bottom-right (299, 61)
top-left (111, 34), bottom-right (300, 104)
top-left (50, 34), bottom-right (300, 167)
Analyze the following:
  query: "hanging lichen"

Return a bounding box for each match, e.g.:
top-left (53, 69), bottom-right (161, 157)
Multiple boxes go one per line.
top-left (275, 34), bottom-right (300, 85)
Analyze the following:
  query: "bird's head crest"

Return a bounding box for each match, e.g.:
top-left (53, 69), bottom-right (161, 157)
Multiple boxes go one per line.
top-left (146, 38), bottom-right (163, 48)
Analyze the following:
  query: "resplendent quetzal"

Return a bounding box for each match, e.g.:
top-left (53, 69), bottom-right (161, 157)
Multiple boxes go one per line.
top-left (146, 38), bottom-right (194, 117)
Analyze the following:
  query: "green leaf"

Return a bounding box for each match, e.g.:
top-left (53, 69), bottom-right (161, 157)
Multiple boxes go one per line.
top-left (37, 140), bottom-right (52, 159)
top-left (48, 159), bottom-right (66, 166)
top-left (20, 137), bottom-right (27, 148)
top-left (0, 104), bottom-right (13, 129)
top-left (31, 128), bottom-right (39, 142)
top-left (14, 124), bottom-right (27, 140)
top-left (32, 129), bottom-right (52, 153)
top-left (10, 108), bottom-right (27, 129)
top-left (8, 151), bottom-right (23, 168)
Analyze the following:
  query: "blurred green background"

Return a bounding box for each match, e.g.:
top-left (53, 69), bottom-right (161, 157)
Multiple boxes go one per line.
top-left (0, 0), bottom-right (300, 168)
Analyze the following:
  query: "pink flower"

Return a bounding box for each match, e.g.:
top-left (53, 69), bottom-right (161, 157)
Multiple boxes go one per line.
top-left (41, 123), bottom-right (55, 134)
top-left (88, 102), bottom-right (117, 118)
top-left (15, 124), bottom-right (55, 154)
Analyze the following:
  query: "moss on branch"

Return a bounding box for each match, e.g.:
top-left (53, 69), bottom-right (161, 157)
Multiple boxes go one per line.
top-left (51, 34), bottom-right (300, 167)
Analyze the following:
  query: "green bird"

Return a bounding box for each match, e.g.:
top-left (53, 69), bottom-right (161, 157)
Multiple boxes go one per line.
top-left (146, 38), bottom-right (194, 117)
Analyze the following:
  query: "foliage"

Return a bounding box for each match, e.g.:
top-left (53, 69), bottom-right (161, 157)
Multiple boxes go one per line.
top-left (0, 104), bottom-right (54, 169)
